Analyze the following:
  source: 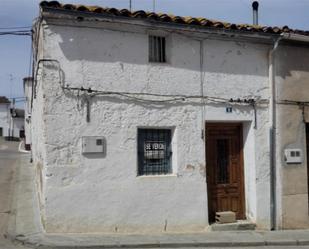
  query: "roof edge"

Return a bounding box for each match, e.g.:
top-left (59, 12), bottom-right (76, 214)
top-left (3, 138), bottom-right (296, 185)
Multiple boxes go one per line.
top-left (39, 1), bottom-right (309, 37)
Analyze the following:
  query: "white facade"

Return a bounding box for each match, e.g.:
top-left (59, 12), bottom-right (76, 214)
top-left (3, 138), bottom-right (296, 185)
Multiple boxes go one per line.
top-left (11, 116), bottom-right (24, 138)
top-left (0, 103), bottom-right (10, 137)
top-left (29, 5), bottom-right (309, 233)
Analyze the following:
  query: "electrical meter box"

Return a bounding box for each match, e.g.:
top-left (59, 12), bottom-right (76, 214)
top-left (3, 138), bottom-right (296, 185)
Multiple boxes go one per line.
top-left (82, 136), bottom-right (105, 154)
top-left (284, 149), bottom-right (302, 164)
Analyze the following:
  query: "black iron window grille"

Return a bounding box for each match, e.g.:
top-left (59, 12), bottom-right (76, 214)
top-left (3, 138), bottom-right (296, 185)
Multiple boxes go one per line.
top-left (216, 139), bottom-right (229, 184)
top-left (149, 35), bottom-right (166, 63)
top-left (138, 129), bottom-right (172, 175)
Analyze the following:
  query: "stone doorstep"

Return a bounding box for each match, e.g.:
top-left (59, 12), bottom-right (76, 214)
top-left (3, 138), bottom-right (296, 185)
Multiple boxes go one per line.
top-left (209, 220), bottom-right (256, 231)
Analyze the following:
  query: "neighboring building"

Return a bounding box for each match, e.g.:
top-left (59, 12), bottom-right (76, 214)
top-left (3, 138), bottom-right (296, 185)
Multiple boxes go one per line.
top-left (24, 77), bottom-right (33, 150)
top-left (0, 96), bottom-right (25, 139)
top-left (27, 1), bottom-right (309, 233)
top-left (0, 96), bottom-right (10, 137)
top-left (10, 108), bottom-right (25, 139)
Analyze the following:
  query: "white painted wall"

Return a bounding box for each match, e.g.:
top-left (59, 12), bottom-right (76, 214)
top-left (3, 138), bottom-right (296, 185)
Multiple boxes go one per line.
top-left (0, 104), bottom-right (10, 137)
top-left (12, 117), bottom-right (24, 138)
top-left (31, 18), bottom-right (272, 233)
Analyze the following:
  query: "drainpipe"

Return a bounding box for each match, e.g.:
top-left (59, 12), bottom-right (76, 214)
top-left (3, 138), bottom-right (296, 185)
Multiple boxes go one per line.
top-left (269, 32), bottom-right (309, 230)
top-left (199, 39), bottom-right (205, 140)
top-left (269, 36), bottom-right (282, 231)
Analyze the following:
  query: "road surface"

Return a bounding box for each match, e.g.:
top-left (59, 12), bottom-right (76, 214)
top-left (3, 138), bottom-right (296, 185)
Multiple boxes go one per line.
top-left (0, 138), bottom-right (32, 248)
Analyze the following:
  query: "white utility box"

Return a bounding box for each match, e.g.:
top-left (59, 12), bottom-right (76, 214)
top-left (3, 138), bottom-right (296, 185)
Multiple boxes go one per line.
top-left (284, 149), bottom-right (302, 164)
top-left (82, 136), bottom-right (105, 154)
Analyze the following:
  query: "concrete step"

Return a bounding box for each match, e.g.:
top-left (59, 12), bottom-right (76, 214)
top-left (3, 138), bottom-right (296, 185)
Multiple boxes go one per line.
top-left (210, 220), bottom-right (256, 231)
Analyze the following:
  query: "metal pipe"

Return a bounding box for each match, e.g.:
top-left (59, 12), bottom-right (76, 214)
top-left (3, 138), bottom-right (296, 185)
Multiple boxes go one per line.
top-left (199, 40), bottom-right (206, 140)
top-left (269, 36), bottom-right (282, 230)
top-left (252, 1), bottom-right (259, 25)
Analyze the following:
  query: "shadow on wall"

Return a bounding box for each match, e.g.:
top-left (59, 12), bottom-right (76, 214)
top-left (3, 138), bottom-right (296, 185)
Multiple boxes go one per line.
top-left (277, 44), bottom-right (309, 79)
top-left (83, 151), bottom-right (106, 159)
top-left (276, 45), bottom-right (309, 101)
top-left (49, 24), bottom-right (270, 76)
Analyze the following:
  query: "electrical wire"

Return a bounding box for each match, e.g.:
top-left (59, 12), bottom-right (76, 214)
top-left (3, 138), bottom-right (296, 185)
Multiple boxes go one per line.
top-left (62, 86), bottom-right (267, 106)
top-left (32, 60), bottom-right (267, 106)
top-left (0, 30), bottom-right (31, 36)
top-left (278, 100), bottom-right (309, 106)
top-left (278, 100), bottom-right (309, 123)
top-left (8, 97), bottom-right (26, 100)
top-left (31, 17), bottom-right (43, 110)
top-left (0, 26), bottom-right (31, 30)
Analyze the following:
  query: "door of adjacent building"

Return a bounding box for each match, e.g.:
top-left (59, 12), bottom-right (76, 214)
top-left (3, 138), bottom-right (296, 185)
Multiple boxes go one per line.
top-left (206, 123), bottom-right (245, 223)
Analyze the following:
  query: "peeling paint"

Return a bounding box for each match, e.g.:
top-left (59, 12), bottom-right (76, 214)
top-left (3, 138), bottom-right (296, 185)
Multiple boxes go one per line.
top-left (185, 164), bottom-right (195, 171)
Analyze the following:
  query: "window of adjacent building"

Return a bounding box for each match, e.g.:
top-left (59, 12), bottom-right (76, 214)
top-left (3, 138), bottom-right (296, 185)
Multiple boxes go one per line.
top-left (138, 128), bottom-right (172, 175)
top-left (149, 35), bottom-right (166, 63)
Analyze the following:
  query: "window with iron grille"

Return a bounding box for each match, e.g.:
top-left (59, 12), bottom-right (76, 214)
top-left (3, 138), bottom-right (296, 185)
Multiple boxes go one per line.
top-left (138, 129), bottom-right (172, 175)
top-left (149, 35), bottom-right (166, 63)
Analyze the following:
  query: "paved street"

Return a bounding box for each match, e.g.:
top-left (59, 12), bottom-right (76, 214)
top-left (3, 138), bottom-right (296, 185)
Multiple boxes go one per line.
top-left (0, 139), bottom-right (16, 234)
top-left (0, 138), bottom-right (32, 248)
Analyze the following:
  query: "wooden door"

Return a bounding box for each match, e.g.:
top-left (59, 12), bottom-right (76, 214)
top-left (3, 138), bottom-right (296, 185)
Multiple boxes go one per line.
top-left (206, 123), bottom-right (245, 223)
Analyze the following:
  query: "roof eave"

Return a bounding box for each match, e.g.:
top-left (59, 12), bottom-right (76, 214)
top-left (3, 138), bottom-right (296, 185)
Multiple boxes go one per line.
top-left (40, 7), bottom-right (280, 44)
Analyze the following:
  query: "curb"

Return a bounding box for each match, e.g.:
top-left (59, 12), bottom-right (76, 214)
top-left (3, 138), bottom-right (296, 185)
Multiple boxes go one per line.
top-left (8, 236), bottom-right (309, 249)
top-left (18, 140), bottom-right (30, 153)
top-left (6, 237), bottom-right (305, 249)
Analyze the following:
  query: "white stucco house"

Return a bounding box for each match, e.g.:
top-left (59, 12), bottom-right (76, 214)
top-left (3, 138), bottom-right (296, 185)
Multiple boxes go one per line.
top-left (27, 1), bottom-right (309, 233)
top-left (0, 96), bottom-right (10, 137)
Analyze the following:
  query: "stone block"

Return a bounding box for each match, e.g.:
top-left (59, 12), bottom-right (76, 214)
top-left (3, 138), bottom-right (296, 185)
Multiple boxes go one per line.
top-left (215, 211), bottom-right (236, 224)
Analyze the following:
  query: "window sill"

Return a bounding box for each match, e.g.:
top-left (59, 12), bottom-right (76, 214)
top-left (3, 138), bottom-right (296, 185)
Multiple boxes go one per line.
top-left (149, 61), bottom-right (167, 64)
top-left (148, 62), bottom-right (170, 67)
top-left (137, 174), bottom-right (177, 179)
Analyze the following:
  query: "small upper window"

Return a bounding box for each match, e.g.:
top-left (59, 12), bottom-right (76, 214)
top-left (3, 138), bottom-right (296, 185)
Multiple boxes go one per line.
top-left (149, 35), bottom-right (166, 63)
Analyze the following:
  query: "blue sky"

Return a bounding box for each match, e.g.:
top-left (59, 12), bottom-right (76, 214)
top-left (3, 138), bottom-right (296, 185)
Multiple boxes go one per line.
top-left (1, 0), bottom-right (309, 106)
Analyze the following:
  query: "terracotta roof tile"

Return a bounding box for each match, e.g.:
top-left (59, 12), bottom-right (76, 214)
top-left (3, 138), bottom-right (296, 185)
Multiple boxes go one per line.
top-left (40, 1), bottom-right (307, 36)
